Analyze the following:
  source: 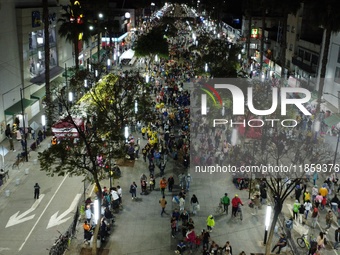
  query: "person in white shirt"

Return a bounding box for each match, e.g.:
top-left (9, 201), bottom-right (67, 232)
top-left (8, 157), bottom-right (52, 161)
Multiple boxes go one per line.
top-left (304, 201), bottom-right (313, 219)
top-left (117, 185), bottom-right (122, 204)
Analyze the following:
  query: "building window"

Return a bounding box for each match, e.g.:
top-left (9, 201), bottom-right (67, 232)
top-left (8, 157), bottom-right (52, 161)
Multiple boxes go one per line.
top-left (311, 54), bottom-right (318, 65)
top-left (287, 25), bottom-right (290, 32)
top-left (304, 51), bottom-right (311, 62)
top-left (337, 47), bottom-right (340, 63)
top-left (291, 26), bottom-right (295, 33)
top-left (28, 27), bottom-right (58, 78)
top-left (298, 49), bottom-right (304, 59)
top-left (335, 67), bottom-right (340, 84)
top-left (289, 44), bottom-right (293, 51)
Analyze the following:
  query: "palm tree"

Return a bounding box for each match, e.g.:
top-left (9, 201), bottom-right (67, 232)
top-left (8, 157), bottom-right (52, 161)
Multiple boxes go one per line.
top-left (43, 0), bottom-right (52, 131)
top-left (310, 0), bottom-right (340, 114)
top-left (58, 1), bottom-right (91, 69)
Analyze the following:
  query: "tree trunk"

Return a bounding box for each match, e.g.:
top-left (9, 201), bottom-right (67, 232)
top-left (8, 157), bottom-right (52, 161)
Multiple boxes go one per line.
top-left (265, 207), bottom-right (281, 255)
top-left (316, 28), bottom-right (331, 115)
top-left (280, 13), bottom-right (288, 79)
top-left (74, 35), bottom-right (80, 69)
top-left (247, 14), bottom-right (252, 60)
top-left (260, 4), bottom-right (266, 74)
top-left (43, 0), bottom-right (51, 131)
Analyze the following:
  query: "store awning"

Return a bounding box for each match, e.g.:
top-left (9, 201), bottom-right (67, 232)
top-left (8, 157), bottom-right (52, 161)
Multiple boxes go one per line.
top-left (323, 113), bottom-right (340, 127)
top-left (31, 87), bottom-right (46, 100)
top-left (30, 66), bottom-right (64, 85)
top-left (91, 49), bottom-right (107, 61)
top-left (4, 98), bottom-right (37, 116)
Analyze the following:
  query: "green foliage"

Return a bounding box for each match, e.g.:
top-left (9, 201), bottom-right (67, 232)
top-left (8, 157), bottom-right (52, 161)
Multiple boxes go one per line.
top-left (58, 1), bottom-right (92, 69)
top-left (134, 27), bottom-right (169, 58)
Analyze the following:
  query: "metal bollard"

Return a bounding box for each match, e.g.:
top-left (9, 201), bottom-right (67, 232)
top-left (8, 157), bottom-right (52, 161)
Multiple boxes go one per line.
top-left (25, 168), bottom-right (29, 175)
top-left (15, 178), bottom-right (20, 185)
top-left (5, 190), bottom-right (10, 197)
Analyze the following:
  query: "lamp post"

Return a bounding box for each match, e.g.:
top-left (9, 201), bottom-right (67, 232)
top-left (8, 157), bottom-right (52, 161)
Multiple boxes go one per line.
top-left (41, 115), bottom-right (46, 139)
top-left (313, 120), bottom-right (320, 143)
top-left (264, 205), bottom-right (272, 244)
top-left (124, 126), bottom-right (129, 143)
top-left (97, 13), bottom-right (103, 63)
top-left (334, 131), bottom-right (340, 165)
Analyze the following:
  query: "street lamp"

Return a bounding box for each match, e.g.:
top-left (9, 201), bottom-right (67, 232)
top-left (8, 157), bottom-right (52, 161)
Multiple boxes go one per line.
top-left (124, 126), bottom-right (129, 143)
top-left (41, 115), bottom-right (46, 139)
top-left (334, 129), bottom-right (340, 165)
top-left (84, 79), bottom-right (88, 88)
top-left (145, 74), bottom-right (149, 83)
top-left (264, 205), bottom-right (272, 244)
top-left (68, 91), bottom-right (73, 103)
top-left (134, 100), bottom-right (138, 114)
top-left (93, 196), bottom-right (100, 225)
top-left (221, 103), bottom-right (225, 117)
top-left (313, 120), bottom-right (320, 143)
top-left (231, 128), bottom-right (238, 146)
top-left (204, 63), bottom-right (208, 72)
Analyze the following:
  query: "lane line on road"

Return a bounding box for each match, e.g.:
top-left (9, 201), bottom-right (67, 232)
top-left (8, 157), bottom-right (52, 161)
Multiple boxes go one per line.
top-left (18, 174), bottom-right (69, 252)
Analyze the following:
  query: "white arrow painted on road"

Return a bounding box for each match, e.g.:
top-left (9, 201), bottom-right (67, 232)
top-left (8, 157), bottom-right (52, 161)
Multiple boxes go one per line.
top-left (6, 194), bottom-right (45, 228)
top-left (47, 193), bottom-right (81, 229)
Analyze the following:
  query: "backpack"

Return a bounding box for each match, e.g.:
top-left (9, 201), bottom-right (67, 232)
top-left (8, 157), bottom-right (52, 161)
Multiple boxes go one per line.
top-left (312, 209), bottom-right (318, 218)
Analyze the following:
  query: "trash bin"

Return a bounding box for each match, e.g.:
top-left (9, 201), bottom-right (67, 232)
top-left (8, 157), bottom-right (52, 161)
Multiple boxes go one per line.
top-left (33, 159), bottom-right (38, 165)
top-left (25, 168), bottom-right (29, 175)
top-left (5, 190), bottom-right (10, 197)
top-left (15, 178), bottom-right (20, 185)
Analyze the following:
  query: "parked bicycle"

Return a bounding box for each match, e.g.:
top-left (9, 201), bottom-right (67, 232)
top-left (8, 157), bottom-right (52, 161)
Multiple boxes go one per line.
top-left (296, 233), bottom-right (316, 249)
top-left (12, 152), bottom-right (28, 169)
top-left (236, 204), bottom-right (243, 221)
top-left (214, 203), bottom-right (224, 215)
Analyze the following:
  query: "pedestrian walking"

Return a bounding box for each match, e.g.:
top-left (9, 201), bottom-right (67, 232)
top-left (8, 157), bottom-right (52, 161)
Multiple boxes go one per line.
top-left (185, 173), bottom-right (192, 191)
top-left (171, 216), bottom-right (177, 238)
top-left (130, 181), bottom-right (137, 199)
top-left (206, 215), bottom-right (215, 232)
top-left (231, 194), bottom-right (243, 218)
top-left (304, 200), bottom-right (312, 219)
top-left (334, 227), bottom-right (340, 250)
top-left (311, 207), bottom-right (319, 228)
top-left (5, 124), bottom-right (15, 151)
top-left (149, 174), bottom-right (155, 191)
top-left (159, 177), bottom-right (167, 196)
top-left (34, 183), bottom-right (40, 199)
top-left (179, 196), bottom-right (185, 211)
top-left (325, 210), bottom-right (333, 229)
top-left (251, 194), bottom-right (261, 216)
top-left (190, 194), bottom-right (199, 215)
top-left (159, 195), bottom-right (167, 216)
top-left (221, 193), bottom-right (230, 214)
top-left (168, 176), bottom-right (174, 192)
top-left (85, 205), bottom-right (92, 223)
top-left (293, 200), bottom-right (300, 221)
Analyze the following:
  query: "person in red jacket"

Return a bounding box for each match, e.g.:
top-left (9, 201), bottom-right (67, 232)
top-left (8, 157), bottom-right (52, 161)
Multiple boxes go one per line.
top-left (231, 194), bottom-right (243, 217)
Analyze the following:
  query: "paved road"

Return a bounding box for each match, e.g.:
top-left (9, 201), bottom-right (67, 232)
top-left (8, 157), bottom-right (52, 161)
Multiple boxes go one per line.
top-left (0, 124), bottom-right (85, 255)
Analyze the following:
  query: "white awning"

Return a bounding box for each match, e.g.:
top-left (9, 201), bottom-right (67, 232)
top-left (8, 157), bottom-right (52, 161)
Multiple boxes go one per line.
top-left (120, 49), bottom-right (135, 60)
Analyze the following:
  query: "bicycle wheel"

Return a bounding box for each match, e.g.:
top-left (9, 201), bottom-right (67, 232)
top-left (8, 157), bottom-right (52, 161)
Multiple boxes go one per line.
top-left (296, 237), bottom-right (306, 248)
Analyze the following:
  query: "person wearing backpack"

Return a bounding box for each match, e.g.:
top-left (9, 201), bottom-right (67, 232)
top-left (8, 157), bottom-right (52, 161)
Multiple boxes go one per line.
top-left (299, 203), bottom-right (305, 224)
top-left (311, 207), bottom-right (319, 229)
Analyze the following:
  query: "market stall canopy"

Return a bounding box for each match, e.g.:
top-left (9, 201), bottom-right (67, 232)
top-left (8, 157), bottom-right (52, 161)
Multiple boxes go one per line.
top-left (120, 49), bottom-right (135, 60)
top-left (323, 113), bottom-right (340, 127)
top-left (51, 117), bottom-right (84, 139)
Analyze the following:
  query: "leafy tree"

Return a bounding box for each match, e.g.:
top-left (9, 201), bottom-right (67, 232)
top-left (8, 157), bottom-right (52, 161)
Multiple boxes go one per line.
top-left (39, 72), bottom-right (153, 254)
top-left (58, 0), bottom-right (92, 69)
top-left (134, 26), bottom-right (169, 59)
top-left (309, 0), bottom-right (340, 114)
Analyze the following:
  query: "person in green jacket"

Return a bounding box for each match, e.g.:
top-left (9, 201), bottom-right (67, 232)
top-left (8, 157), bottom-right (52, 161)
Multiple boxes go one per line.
top-left (206, 215), bottom-right (215, 232)
top-left (293, 200), bottom-right (300, 221)
top-left (221, 193), bottom-right (230, 214)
